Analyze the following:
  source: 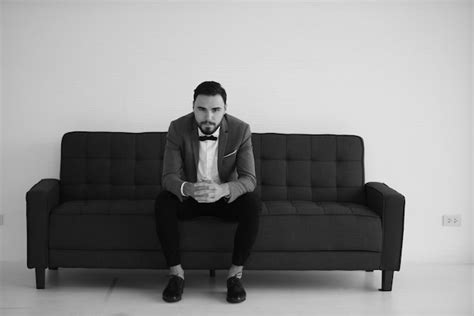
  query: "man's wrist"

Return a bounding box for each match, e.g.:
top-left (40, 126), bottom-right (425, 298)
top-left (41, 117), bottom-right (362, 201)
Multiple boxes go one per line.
top-left (222, 183), bottom-right (231, 198)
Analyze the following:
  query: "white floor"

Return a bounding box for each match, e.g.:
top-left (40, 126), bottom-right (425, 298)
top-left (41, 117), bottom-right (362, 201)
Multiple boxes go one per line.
top-left (0, 261), bottom-right (472, 316)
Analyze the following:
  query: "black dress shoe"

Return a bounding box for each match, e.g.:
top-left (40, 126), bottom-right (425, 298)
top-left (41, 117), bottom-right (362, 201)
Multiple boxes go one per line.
top-left (226, 276), bottom-right (246, 303)
top-left (162, 275), bottom-right (184, 303)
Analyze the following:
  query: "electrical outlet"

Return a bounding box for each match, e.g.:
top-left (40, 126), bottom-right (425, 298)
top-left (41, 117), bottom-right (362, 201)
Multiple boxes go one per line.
top-left (442, 215), bottom-right (461, 227)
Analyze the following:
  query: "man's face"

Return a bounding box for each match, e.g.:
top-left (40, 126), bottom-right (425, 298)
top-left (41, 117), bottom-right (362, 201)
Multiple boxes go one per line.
top-left (193, 94), bottom-right (227, 135)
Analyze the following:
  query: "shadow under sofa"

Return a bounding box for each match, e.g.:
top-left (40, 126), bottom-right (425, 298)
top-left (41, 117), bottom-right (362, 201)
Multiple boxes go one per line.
top-left (26, 132), bottom-right (406, 291)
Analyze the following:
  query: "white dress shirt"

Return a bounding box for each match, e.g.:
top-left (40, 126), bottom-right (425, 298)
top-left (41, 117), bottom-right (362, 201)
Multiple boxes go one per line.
top-left (197, 126), bottom-right (221, 184)
top-left (180, 126), bottom-right (222, 196)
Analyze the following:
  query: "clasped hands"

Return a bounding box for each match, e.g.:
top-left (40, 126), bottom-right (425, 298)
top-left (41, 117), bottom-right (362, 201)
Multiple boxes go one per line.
top-left (183, 180), bottom-right (230, 203)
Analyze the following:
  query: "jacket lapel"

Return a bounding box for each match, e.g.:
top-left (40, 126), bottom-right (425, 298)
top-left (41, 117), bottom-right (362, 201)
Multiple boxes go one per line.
top-left (191, 118), bottom-right (200, 173)
top-left (217, 115), bottom-right (229, 178)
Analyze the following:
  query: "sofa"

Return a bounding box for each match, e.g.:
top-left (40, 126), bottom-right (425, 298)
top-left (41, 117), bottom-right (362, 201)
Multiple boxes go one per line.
top-left (26, 131), bottom-right (405, 291)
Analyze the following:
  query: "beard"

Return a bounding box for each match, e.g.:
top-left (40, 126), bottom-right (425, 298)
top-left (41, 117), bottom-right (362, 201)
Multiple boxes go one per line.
top-left (198, 120), bottom-right (221, 135)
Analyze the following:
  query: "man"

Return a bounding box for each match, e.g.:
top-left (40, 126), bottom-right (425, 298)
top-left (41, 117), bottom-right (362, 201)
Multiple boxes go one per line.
top-left (154, 81), bottom-right (261, 303)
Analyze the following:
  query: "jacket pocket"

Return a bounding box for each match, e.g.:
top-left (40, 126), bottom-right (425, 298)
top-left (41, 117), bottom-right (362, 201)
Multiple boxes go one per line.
top-left (223, 149), bottom-right (237, 158)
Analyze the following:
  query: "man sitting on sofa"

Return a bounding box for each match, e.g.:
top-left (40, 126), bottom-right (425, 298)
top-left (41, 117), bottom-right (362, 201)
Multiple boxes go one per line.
top-left (154, 81), bottom-right (261, 303)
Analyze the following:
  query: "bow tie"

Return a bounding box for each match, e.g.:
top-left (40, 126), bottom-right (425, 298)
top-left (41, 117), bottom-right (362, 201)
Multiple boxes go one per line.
top-left (199, 135), bottom-right (218, 141)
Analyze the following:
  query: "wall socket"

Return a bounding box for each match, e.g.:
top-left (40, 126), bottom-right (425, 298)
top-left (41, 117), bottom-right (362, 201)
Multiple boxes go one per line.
top-left (442, 214), bottom-right (461, 227)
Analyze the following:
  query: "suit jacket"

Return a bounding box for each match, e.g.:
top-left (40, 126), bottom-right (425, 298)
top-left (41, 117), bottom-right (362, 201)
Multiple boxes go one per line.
top-left (162, 112), bottom-right (257, 203)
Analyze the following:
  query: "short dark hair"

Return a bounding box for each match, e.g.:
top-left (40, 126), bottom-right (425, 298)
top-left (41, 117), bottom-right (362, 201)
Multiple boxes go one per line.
top-left (193, 81), bottom-right (227, 104)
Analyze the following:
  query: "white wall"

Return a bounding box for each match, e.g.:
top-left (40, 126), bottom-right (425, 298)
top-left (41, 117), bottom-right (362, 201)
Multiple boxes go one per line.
top-left (471, 1), bottom-right (474, 306)
top-left (470, 4), bottom-right (474, 302)
top-left (0, 1), bottom-right (3, 263)
top-left (1, 0), bottom-right (472, 264)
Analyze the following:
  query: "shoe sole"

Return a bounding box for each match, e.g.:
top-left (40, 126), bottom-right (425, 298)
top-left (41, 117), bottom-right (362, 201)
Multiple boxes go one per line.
top-left (226, 296), bottom-right (246, 303)
top-left (163, 295), bottom-right (182, 303)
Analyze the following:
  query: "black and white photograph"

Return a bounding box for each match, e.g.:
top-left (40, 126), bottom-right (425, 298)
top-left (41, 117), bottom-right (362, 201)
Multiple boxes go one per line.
top-left (0, 0), bottom-right (473, 315)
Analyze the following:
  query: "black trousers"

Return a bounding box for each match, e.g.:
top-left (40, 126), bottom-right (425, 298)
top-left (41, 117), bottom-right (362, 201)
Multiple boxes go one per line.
top-left (154, 190), bottom-right (261, 268)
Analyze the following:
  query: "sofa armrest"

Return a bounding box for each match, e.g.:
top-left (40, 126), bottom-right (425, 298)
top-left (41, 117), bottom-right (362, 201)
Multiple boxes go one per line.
top-left (25, 178), bottom-right (60, 268)
top-left (365, 182), bottom-right (406, 271)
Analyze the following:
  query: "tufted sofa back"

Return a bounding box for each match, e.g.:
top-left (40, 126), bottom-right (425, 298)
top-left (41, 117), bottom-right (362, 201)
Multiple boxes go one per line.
top-left (252, 134), bottom-right (365, 204)
top-left (60, 132), bottom-right (365, 204)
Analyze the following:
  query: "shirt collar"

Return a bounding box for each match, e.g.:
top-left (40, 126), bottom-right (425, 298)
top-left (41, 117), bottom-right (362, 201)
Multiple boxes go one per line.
top-left (198, 125), bottom-right (220, 138)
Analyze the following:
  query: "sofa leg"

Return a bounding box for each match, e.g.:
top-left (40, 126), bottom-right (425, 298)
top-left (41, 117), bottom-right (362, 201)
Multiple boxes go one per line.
top-left (379, 270), bottom-right (394, 291)
top-left (35, 268), bottom-right (45, 289)
top-left (209, 269), bottom-right (216, 277)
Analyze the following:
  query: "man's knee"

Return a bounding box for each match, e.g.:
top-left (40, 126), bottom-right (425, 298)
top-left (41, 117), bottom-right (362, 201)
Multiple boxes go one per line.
top-left (155, 190), bottom-right (177, 202)
top-left (245, 191), bottom-right (261, 207)
top-left (237, 192), bottom-right (262, 216)
top-left (154, 190), bottom-right (178, 215)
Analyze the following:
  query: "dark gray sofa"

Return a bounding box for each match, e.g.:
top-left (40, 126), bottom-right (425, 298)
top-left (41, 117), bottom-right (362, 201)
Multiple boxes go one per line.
top-left (26, 132), bottom-right (405, 291)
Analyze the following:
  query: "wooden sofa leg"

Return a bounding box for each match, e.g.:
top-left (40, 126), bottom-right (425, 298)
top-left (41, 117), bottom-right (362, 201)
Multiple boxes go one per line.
top-left (379, 270), bottom-right (394, 291)
top-left (209, 269), bottom-right (216, 277)
top-left (35, 268), bottom-right (45, 289)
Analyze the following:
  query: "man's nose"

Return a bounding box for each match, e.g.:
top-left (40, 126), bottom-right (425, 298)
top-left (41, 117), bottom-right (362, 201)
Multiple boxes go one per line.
top-left (205, 111), bottom-right (213, 121)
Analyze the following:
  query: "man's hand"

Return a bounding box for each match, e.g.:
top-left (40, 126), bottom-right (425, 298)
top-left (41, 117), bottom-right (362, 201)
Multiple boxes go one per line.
top-left (184, 180), bottom-right (230, 203)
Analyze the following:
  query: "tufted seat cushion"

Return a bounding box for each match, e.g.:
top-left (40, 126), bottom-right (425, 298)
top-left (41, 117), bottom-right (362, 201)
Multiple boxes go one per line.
top-left (49, 199), bottom-right (382, 252)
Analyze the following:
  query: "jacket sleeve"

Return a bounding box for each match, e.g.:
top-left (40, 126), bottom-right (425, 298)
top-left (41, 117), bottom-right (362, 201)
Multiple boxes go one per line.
top-left (226, 124), bottom-right (257, 203)
top-left (161, 120), bottom-right (187, 202)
